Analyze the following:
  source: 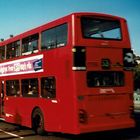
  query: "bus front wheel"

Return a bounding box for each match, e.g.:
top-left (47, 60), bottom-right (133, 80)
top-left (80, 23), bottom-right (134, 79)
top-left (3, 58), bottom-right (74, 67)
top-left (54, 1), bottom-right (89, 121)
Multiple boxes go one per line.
top-left (32, 108), bottom-right (45, 135)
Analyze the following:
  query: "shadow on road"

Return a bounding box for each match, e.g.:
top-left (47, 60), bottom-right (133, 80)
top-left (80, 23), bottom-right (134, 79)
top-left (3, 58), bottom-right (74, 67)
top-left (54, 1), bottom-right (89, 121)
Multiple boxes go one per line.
top-left (51, 125), bottom-right (140, 140)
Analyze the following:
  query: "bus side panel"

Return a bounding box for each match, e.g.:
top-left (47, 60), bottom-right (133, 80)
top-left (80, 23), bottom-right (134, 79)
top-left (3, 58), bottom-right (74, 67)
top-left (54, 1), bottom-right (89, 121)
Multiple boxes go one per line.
top-left (4, 97), bottom-right (63, 131)
top-left (4, 97), bottom-right (33, 126)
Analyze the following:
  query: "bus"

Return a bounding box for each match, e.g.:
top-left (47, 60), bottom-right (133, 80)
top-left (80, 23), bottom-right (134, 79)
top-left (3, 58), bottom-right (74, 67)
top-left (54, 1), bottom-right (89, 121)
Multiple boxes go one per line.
top-left (0, 12), bottom-right (135, 134)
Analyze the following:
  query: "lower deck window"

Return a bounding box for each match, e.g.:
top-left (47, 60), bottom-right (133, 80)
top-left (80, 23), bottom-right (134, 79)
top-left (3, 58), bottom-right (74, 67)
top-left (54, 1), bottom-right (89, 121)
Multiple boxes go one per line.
top-left (21, 78), bottom-right (38, 97)
top-left (5, 77), bottom-right (56, 98)
top-left (87, 71), bottom-right (124, 87)
top-left (6, 80), bottom-right (20, 96)
top-left (41, 77), bottom-right (56, 98)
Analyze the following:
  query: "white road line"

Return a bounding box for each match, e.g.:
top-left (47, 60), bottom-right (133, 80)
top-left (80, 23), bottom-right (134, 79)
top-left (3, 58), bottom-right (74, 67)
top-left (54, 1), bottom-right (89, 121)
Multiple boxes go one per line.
top-left (0, 129), bottom-right (24, 139)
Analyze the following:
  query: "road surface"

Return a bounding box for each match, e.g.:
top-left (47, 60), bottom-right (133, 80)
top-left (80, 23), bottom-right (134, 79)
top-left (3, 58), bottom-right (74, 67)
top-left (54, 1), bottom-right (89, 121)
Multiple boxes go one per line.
top-left (0, 120), bottom-right (140, 140)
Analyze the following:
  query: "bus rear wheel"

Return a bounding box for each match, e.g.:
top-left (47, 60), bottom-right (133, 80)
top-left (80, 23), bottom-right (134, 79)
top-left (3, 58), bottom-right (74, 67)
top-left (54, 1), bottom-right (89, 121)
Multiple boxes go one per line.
top-left (32, 108), bottom-right (45, 135)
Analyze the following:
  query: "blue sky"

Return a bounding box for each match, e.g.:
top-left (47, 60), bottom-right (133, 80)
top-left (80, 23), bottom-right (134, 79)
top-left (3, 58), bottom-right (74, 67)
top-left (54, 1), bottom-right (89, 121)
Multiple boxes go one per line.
top-left (0, 0), bottom-right (140, 55)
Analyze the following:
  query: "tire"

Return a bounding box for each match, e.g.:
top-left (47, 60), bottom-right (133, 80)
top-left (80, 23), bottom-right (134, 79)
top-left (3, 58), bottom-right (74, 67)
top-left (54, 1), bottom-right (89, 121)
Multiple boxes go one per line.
top-left (32, 108), bottom-right (45, 135)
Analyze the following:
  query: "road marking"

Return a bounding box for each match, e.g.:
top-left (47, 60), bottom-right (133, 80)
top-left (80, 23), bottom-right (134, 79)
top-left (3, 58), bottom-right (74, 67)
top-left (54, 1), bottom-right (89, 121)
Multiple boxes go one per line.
top-left (0, 129), bottom-right (24, 139)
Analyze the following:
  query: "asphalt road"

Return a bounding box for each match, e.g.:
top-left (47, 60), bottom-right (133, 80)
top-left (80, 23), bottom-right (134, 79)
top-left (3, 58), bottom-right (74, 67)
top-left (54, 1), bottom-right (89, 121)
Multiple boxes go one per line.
top-left (0, 120), bottom-right (140, 140)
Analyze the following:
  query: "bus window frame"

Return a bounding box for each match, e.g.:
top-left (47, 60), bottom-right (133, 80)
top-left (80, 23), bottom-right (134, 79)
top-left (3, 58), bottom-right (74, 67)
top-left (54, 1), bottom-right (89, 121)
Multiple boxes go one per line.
top-left (87, 71), bottom-right (125, 87)
top-left (22, 33), bottom-right (39, 56)
top-left (80, 17), bottom-right (123, 41)
top-left (0, 46), bottom-right (6, 60)
top-left (21, 78), bottom-right (39, 97)
top-left (41, 76), bottom-right (56, 99)
top-left (6, 40), bottom-right (20, 59)
top-left (6, 80), bottom-right (20, 97)
top-left (41, 23), bottom-right (68, 50)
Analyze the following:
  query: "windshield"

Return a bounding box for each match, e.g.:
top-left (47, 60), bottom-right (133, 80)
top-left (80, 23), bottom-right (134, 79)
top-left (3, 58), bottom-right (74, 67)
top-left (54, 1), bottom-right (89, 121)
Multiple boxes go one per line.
top-left (81, 17), bottom-right (122, 40)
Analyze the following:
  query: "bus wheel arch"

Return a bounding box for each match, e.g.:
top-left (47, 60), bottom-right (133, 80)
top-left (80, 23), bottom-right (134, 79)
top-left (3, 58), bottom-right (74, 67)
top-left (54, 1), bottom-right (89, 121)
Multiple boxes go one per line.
top-left (31, 107), bottom-right (45, 135)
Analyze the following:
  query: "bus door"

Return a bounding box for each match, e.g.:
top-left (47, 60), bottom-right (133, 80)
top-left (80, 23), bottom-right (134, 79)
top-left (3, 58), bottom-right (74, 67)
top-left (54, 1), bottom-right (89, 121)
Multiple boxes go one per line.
top-left (0, 80), bottom-right (4, 117)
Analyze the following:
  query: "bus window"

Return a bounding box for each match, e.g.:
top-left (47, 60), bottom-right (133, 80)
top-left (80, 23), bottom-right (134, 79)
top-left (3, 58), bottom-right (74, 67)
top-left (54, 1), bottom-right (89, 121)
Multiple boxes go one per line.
top-left (87, 71), bottom-right (124, 87)
top-left (56, 24), bottom-right (68, 47)
top-left (0, 81), bottom-right (4, 99)
top-left (0, 46), bottom-right (5, 60)
top-left (6, 80), bottom-right (20, 96)
top-left (22, 34), bottom-right (39, 55)
top-left (6, 41), bottom-right (20, 59)
top-left (21, 78), bottom-right (38, 97)
top-left (41, 23), bottom-right (67, 50)
top-left (41, 77), bottom-right (56, 98)
top-left (81, 17), bottom-right (121, 40)
top-left (0, 81), bottom-right (4, 115)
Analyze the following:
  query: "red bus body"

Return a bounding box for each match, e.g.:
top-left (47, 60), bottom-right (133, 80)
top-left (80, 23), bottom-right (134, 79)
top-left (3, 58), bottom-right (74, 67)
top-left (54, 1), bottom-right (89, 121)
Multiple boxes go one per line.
top-left (0, 12), bottom-right (135, 134)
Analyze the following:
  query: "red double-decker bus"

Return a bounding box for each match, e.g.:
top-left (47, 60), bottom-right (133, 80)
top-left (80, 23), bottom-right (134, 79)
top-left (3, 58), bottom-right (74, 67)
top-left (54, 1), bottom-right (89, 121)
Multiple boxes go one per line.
top-left (0, 12), bottom-right (135, 134)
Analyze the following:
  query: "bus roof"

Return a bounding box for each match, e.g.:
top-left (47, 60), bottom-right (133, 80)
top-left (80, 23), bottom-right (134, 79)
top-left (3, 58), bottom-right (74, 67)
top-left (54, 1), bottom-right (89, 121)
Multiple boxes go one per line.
top-left (0, 12), bottom-right (126, 46)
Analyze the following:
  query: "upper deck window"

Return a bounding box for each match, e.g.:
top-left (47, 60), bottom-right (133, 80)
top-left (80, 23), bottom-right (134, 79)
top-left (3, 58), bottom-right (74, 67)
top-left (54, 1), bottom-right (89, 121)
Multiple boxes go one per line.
top-left (41, 23), bottom-right (67, 50)
top-left (0, 46), bottom-right (5, 60)
top-left (22, 34), bottom-right (39, 55)
top-left (81, 17), bottom-right (122, 40)
top-left (6, 40), bottom-right (20, 59)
